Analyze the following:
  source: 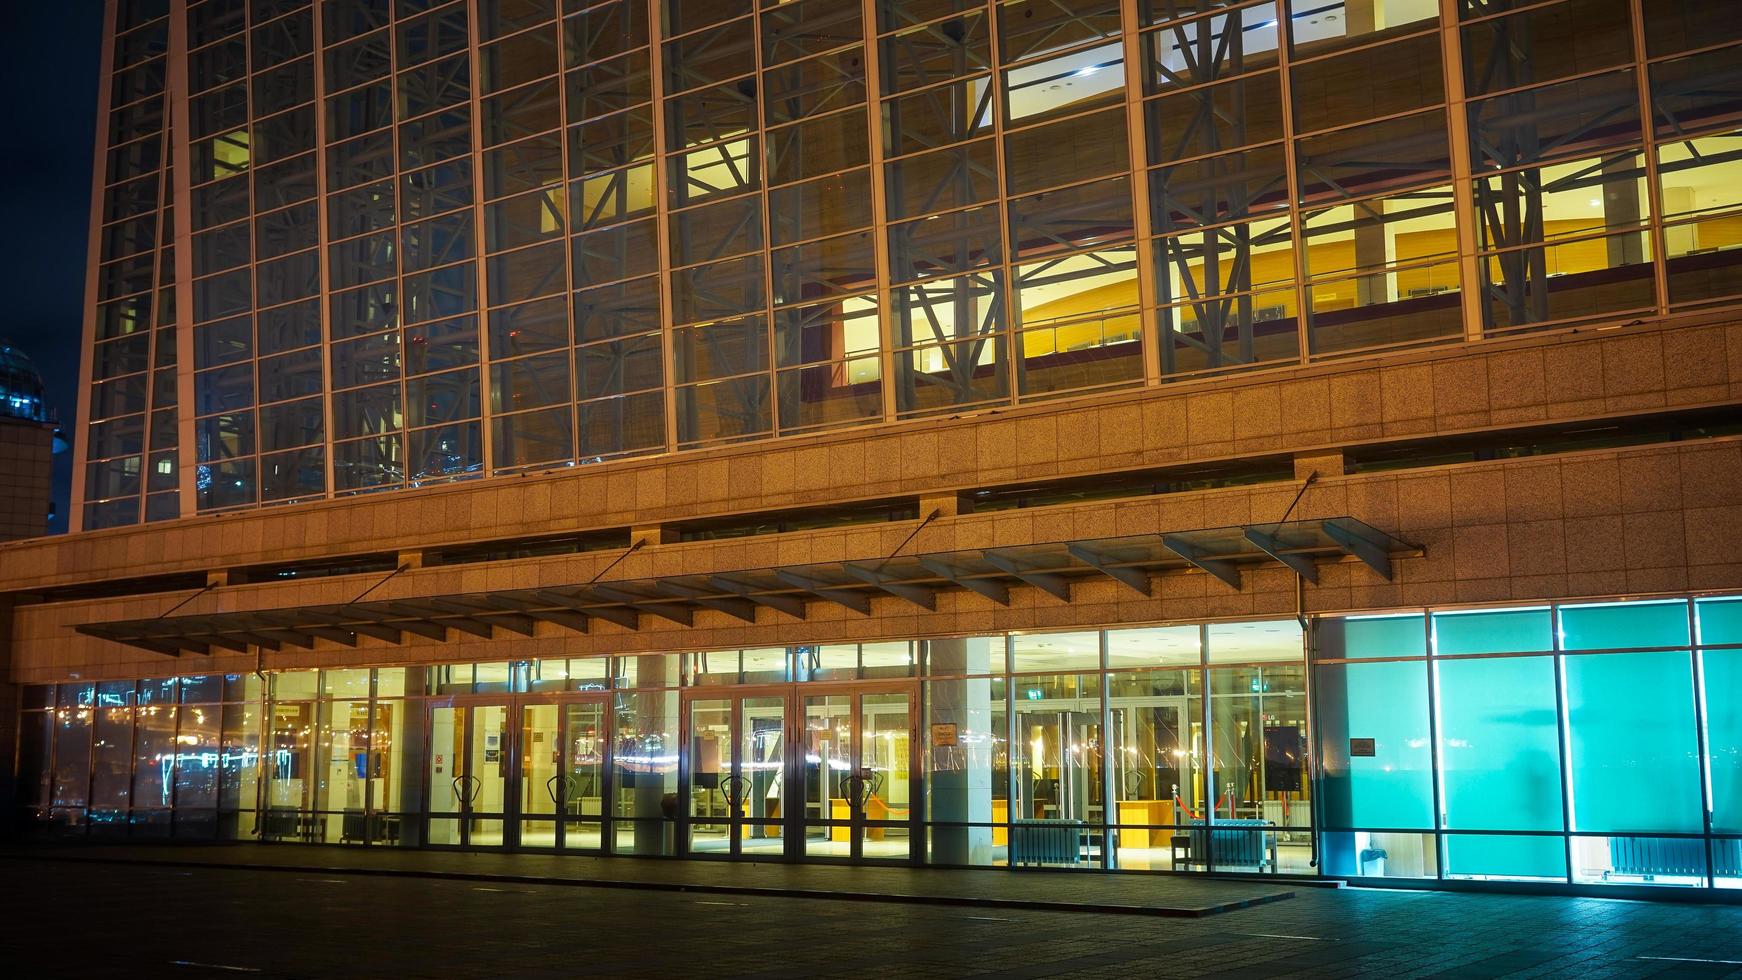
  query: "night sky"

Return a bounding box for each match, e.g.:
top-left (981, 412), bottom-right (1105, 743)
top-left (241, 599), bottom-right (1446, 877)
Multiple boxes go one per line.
top-left (0, 2), bottom-right (102, 533)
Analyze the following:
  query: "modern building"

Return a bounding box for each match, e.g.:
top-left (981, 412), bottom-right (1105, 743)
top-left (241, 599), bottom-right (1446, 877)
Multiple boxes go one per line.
top-left (7, 0), bottom-right (1742, 895)
top-left (0, 344), bottom-right (61, 542)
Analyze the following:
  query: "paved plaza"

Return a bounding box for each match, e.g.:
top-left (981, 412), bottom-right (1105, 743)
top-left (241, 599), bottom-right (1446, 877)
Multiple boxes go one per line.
top-left (3, 851), bottom-right (1740, 978)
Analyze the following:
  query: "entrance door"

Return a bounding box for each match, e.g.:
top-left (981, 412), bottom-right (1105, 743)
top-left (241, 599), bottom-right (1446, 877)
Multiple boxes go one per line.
top-left (516, 695), bottom-right (610, 851)
top-left (799, 686), bottom-right (917, 862)
top-left (425, 695), bottom-right (609, 850)
top-left (426, 699), bottom-right (511, 847)
top-left (683, 692), bottom-right (790, 857)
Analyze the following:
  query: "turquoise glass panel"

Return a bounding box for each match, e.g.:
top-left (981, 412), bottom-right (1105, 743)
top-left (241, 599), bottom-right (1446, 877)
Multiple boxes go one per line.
top-left (1436, 656), bottom-right (1563, 831)
top-left (1705, 648), bottom-right (1742, 834)
top-left (1339, 615), bottom-right (1426, 658)
top-left (1433, 608), bottom-right (1552, 655)
top-left (1315, 660), bottom-right (1434, 829)
top-left (1564, 651), bottom-right (1703, 833)
top-left (1696, 597), bottom-right (1742, 646)
top-left (1559, 600), bottom-right (1689, 651)
top-left (1444, 833), bottom-right (1568, 881)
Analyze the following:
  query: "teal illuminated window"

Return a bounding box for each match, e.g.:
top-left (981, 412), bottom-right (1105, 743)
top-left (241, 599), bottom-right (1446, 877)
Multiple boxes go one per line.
top-left (1444, 833), bottom-right (1567, 881)
top-left (1320, 614), bottom-right (1424, 659)
top-left (1436, 655), bottom-right (1563, 831)
top-left (1316, 659), bottom-right (1434, 830)
top-left (1564, 651), bottom-right (1703, 834)
top-left (1433, 607), bottom-right (1552, 655)
top-left (1704, 647), bottom-right (1742, 834)
top-left (1559, 600), bottom-right (1689, 651)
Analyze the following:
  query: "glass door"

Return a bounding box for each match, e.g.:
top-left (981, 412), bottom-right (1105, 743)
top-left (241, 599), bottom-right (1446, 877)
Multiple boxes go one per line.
top-left (518, 702), bottom-right (562, 848)
top-left (682, 691), bottom-right (792, 858)
top-left (800, 685), bottom-right (917, 862)
top-left (561, 698), bottom-right (608, 851)
top-left (425, 699), bottom-right (512, 847)
top-left (515, 695), bottom-right (610, 851)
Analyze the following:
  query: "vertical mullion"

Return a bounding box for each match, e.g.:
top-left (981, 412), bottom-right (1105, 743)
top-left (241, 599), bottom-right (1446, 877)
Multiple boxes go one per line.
top-left (1551, 604), bottom-right (1576, 885)
top-left (1689, 600), bottom-right (1716, 887)
top-left (1441, 0), bottom-right (1484, 343)
top-left (311, 0), bottom-right (337, 504)
top-left (71, 0), bottom-right (124, 530)
top-left (863, 0), bottom-right (898, 426)
top-left (465, 1), bottom-right (495, 479)
top-left (1629, 0), bottom-right (1671, 316)
top-left (1200, 623), bottom-right (1213, 873)
top-left (170, 0), bottom-right (200, 519)
top-left (752, 11), bottom-right (778, 443)
top-left (1424, 606), bottom-right (1446, 880)
top-left (1276, 0), bottom-right (1313, 368)
top-left (1098, 628), bottom-right (1115, 869)
top-left (363, 668), bottom-right (378, 844)
top-left (986, 2), bottom-right (1015, 409)
top-left (551, 11), bottom-right (579, 470)
top-left (1121, 9), bottom-right (1161, 387)
top-left (648, 0), bottom-right (678, 455)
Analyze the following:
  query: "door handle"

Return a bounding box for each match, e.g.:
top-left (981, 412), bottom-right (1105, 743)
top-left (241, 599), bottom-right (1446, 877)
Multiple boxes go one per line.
top-left (721, 774), bottom-right (752, 809)
top-left (546, 775), bottom-right (562, 804)
top-left (458, 774), bottom-right (482, 804)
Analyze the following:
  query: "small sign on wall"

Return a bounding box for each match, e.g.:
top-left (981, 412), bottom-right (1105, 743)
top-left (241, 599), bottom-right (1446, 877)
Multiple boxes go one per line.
top-left (931, 723), bottom-right (959, 747)
top-left (1349, 737), bottom-right (1377, 758)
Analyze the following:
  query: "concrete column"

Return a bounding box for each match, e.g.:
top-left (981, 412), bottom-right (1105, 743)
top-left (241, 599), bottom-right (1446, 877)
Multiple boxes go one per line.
top-left (926, 636), bottom-right (997, 864)
top-left (632, 655), bottom-right (675, 854)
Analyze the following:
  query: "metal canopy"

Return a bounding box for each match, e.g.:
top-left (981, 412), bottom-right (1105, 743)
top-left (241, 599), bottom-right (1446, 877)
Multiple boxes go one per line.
top-left (73, 518), bottom-right (1417, 657)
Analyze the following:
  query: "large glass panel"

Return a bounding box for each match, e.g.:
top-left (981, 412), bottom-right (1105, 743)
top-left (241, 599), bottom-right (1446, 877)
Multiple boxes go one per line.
top-left (52, 687), bottom-right (94, 808)
top-left (519, 703), bottom-right (561, 848)
top-left (426, 705), bottom-right (465, 845)
top-left (219, 701), bottom-right (261, 840)
top-left (264, 700), bottom-right (315, 838)
top-left (1433, 607), bottom-right (1552, 655)
top-left (132, 697), bottom-right (177, 813)
top-left (860, 691), bottom-right (914, 861)
top-left (687, 697), bottom-right (733, 854)
top-left (1436, 656), bottom-right (1563, 832)
top-left (1707, 645), bottom-right (1742, 835)
top-left (563, 700), bottom-right (608, 851)
top-left (173, 702), bottom-right (221, 817)
top-left (1560, 600), bottom-right (1691, 651)
top-left (741, 696), bottom-right (788, 856)
top-left (1316, 659), bottom-right (1434, 832)
top-left (801, 692), bottom-right (853, 857)
top-left (1210, 663), bottom-right (1309, 872)
top-left (91, 687), bottom-right (134, 810)
top-left (1564, 651), bottom-right (1702, 835)
top-left (1010, 673), bottom-right (1102, 868)
top-left (1109, 667), bottom-right (1201, 871)
top-left (614, 689), bottom-right (678, 854)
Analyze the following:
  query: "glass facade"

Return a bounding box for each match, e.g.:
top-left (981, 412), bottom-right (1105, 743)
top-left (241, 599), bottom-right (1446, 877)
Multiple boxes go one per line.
top-left (18, 595), bottom-right (1742, 889)
top-left (15, 621), bottom-right (1309, 875)
top-left (1316, 595), bottom-right (1742, 889)
top-left (79, 0), bottom-right (1742, 527)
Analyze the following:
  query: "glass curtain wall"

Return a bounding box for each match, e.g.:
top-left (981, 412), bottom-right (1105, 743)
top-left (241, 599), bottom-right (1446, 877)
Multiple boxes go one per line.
top-left (15, 673), bottom-right (262, 839)
top-left (85, 0), bottom-right (180, 528)
top-left (923, 620), bottom-right (1311, 872)
top-left (18, 595), bottom-right (1742, 890)
top-left (1316, 595), bottom-right (1742, 889)
top-left (83, 0), bottom-right (1742, 526)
